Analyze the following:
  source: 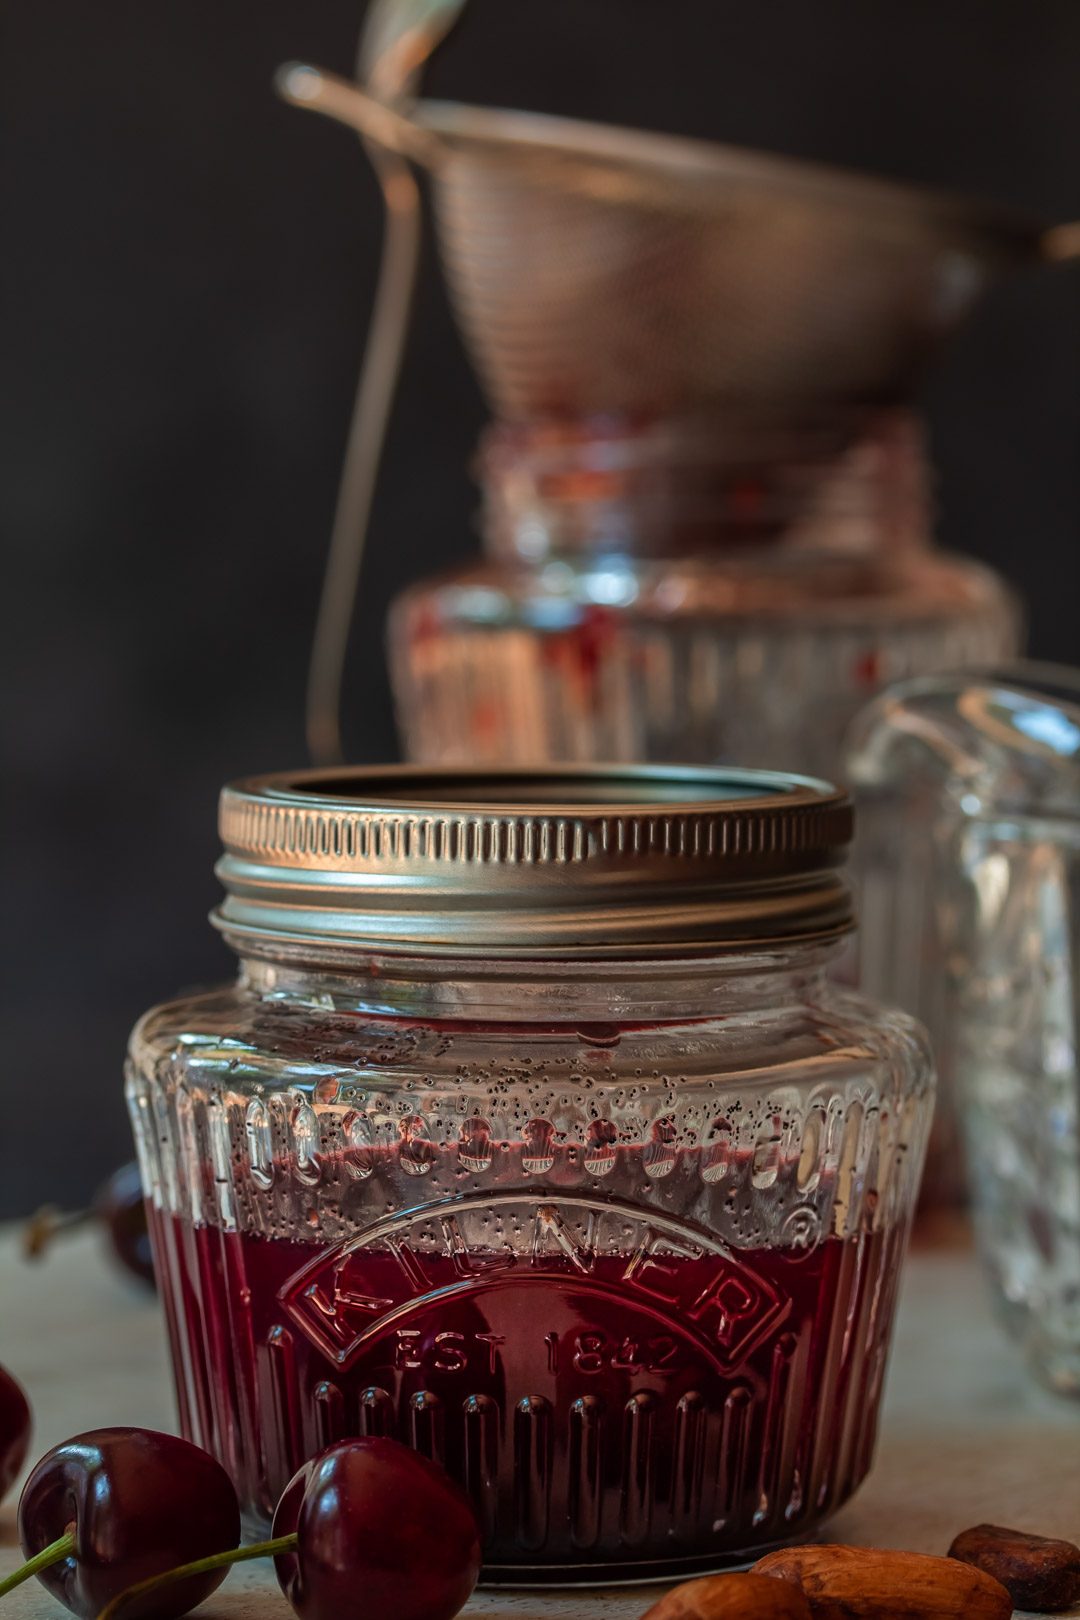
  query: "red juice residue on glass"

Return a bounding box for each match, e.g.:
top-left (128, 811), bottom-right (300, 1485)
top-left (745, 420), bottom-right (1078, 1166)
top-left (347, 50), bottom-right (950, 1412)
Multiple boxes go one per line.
top-left (147, 1143), bottom-right (905, 1578)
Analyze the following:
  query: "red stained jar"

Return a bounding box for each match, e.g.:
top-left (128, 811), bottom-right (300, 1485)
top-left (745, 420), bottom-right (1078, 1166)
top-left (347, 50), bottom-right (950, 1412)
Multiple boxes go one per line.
top-left (128, 766), bottom-right (933, 1583)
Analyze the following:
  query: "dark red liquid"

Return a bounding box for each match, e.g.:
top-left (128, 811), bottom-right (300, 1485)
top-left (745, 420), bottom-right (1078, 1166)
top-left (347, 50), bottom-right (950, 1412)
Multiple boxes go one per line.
top-left (149, 1167), bottom-right (905, 1581)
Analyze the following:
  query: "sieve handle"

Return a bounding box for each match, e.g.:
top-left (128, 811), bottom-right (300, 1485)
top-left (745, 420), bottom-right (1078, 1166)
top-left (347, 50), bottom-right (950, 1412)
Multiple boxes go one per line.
top-left (359, 0), bottom-right (469, 102)
top-left (278, 56), bottom-right (436, 763)
top-left (275, 62), bottom-right (444, 168)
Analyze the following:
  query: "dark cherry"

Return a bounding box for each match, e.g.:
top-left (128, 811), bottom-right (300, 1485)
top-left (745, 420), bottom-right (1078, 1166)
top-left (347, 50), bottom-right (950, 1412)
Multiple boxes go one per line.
top-left (95, 1162), bottom-right (155, 1286)
top-left (86, 1437), bottom-right (481, 1620)
top-left (272, 1438), bottom-right (483, 1620)
top-left (8, 1427), bottom-right (240, 1619)
top-left (0, 1362), bottom-right (31, 1502)
top-left (23, 1161), bottom-right (155, 1289)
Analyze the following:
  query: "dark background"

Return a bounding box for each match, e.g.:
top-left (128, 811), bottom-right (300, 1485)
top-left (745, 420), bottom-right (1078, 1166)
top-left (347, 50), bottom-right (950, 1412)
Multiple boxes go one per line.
top-left (3, 1), bottom-right (1079, 1217)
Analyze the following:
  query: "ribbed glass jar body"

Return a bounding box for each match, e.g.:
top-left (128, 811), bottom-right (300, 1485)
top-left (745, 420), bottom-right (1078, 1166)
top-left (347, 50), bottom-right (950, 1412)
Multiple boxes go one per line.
top-left (128, 945), bottom-right (932, 1583)
top-left (388, 414), bottom-right (1020, 776)
top-left (391, 550), bottom-right (1016, 775)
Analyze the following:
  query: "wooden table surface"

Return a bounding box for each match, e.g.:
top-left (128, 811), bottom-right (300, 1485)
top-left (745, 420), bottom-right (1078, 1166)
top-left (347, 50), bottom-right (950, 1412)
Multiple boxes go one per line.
top-left (1, 1223), bottom-right (1077, 1619)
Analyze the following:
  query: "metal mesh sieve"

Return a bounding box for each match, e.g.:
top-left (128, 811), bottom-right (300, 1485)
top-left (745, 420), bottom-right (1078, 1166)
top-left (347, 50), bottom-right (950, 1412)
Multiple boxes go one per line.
top-left (276, 45), bottom-right (1076, 762)
top-left (416, 99), bottom-right (1047, 418)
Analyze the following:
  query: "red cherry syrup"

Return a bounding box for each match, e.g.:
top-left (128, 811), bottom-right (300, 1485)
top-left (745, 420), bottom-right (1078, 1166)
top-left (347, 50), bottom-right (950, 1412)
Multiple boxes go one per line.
top-left (147, 1143), bottom-right (904, 1581)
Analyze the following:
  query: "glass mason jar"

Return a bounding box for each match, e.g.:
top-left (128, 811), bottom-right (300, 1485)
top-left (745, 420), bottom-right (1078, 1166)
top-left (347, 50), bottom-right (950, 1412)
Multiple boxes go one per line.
top-left (127, 766), bottom-right (933, 1583)
top-left (388, 412), bottom-right (1020, 777)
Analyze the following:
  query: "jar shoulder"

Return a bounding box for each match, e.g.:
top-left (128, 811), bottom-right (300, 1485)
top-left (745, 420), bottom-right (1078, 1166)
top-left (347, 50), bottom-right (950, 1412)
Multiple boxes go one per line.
top-left (398, 547), bottom-right (1014, 617)
top-left (129, 979), bottom-right (931, 1096)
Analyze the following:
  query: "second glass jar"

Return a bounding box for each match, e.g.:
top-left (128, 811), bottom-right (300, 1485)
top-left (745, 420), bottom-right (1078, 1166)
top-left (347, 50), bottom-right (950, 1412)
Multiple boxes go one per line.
top-left (389, 413), bottom-right (1019, 777)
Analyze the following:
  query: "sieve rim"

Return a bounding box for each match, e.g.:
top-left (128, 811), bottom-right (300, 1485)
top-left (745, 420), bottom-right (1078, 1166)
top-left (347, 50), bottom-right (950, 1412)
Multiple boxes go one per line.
top-left (415, 97), bottom-right (1043, 243)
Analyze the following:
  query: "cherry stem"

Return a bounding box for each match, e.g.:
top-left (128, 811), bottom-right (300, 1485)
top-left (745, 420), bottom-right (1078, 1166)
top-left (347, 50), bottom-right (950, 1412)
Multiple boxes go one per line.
top-left (0, 1529), bottom-right (77, 1597)
top-left (22, 1205), bottom-right (94, 1260)
top-left (95, 1533), bottom-right (298, 1620)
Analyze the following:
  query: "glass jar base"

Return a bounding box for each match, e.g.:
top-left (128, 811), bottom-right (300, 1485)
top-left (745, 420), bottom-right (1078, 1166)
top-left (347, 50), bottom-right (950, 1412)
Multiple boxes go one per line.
top-left (476, 1536), bottom-right (805, 1587)
top-left (236, 1512), bottom-right (817, 1589)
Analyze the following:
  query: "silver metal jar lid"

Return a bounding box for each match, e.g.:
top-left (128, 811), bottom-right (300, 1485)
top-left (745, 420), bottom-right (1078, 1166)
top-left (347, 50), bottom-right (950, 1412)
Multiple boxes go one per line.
top-left (214, 765), bottom-right (853, 960)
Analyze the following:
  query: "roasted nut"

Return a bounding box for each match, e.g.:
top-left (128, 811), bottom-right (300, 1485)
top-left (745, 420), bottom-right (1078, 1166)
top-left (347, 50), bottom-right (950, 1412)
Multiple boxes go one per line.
top-left (754, 1542), bottom-right (1013, 1620)
top-left (640, 1571), bottom-right (814, 1619)
top-left (948, 1523), bottom-right (1080, 1613)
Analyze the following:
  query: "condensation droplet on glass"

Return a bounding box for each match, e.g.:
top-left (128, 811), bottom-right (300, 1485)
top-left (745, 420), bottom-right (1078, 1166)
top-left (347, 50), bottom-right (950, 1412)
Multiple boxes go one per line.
top-left (584, 1119), bottom-right (617, 1177)
top-left (245, 1098), bottom-right (274, 1190)
top-left (399, 1113), bottom-right (435, 1176)
top-left (343, 1110), bottom-right (374, 1180)
top-left (458, 1116), bottom-right (493, 1173)
top-left (291, 1099), bottom-right (322, 1187)
top-left (522, 1118), bottom-right (556, 1175)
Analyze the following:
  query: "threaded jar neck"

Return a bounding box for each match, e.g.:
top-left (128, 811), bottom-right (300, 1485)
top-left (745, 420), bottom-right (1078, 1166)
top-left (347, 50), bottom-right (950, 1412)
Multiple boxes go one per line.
top-left (235, 939), bottom-right (841, 1024)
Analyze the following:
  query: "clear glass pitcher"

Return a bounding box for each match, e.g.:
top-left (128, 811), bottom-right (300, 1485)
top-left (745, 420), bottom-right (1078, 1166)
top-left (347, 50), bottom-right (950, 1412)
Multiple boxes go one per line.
top-left (846, 664), bottom-right (1080, 1393)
